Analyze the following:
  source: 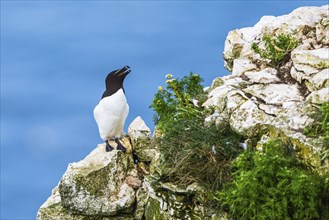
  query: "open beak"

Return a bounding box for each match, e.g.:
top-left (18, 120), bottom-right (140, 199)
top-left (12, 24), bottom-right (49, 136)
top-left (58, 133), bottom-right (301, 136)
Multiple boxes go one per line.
top-left (117, 65), bottom-right (131, 77)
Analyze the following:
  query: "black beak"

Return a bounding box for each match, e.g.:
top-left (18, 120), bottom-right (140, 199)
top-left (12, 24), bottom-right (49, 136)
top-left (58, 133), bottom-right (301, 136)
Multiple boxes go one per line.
top-left (116, 65), bottom-right (131, 77)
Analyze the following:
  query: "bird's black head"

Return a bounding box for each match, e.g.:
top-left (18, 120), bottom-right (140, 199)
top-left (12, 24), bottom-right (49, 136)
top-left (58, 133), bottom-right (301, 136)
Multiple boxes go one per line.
top-left (102, 65), bottom-right (131, 99)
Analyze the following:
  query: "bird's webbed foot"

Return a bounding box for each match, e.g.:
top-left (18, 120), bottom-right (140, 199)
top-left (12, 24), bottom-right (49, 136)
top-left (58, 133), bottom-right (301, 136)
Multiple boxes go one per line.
top-left (115, 138), bottom-right (126, 152)
top-left (105, 140), bottom-right (115, 152)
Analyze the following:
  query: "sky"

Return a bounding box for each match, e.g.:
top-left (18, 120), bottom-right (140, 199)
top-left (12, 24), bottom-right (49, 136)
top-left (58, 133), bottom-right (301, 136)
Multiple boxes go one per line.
top-left (1, 1), bottom-right (327, 219)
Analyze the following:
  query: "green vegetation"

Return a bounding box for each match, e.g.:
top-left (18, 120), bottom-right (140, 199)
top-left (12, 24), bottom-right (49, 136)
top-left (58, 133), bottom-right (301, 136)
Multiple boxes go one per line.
top-left (252, 34), bottom-right (298, 66)
top-left (217, 139), bottom-right (327, 219)
top-left (305, 102), bottom-right (329, 139)
top-left (150, 73), bottom-right (206, 132)
top-left (150, 74), bottom-right (328, 218)
top-left (305, 102), bottom-right (329, 170)
top-left (155, 118), bottom-right (243, 190)
top-left (305, 102), bottom-right (329, 213)
top-left (150, 73), bottom-right (243, 190)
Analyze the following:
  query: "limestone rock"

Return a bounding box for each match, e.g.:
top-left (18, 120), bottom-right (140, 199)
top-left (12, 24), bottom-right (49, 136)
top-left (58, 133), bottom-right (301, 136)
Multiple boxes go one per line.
top-left (307, 87), bottom-right (329, 104)
top-left (308, 69), bottom-right (329, 90)
top-left (203, 85), bottom-right (235, 111)
top-left (293, 63), bottom-right (321, 76)
top-left (258, 103), bottom-right (280, 115)
top-left (223, 5), bottom-right (329, 71)
top-left (142, 177), bottom-right (222, 220)
top-left (134, 182), bottom-right (150, 220)
top-left (229, 99), bottom-right (274, 136)
top-left (243, 84), bottom-right (304, 104)
top-left (37, 138), bottom-right (139, 219)
top-left (290, 67), bottom-right (329, 92)
top-left (226, 90), bottom-right (249, 114)
top-left (37, 185), bottom-right (83, 220)
top-left (203, 76), bottom-right (248, 110)
top-left (276, 101), bottom-right (315, 131)
top-left (59, 141), bottom-right (136, 216)
top-left (244, 68), bottom-right (280, 84)
top-left (223, 30), bottom-right (245, 71)
top-left (210, 5), bottom-right (328, 166)
top-left (208, 77), bottom-right (224, 92)
top-left (290, 66), bottom-right (314, 84)
top-left (128, 116), bottom-right (158, 162)
top-left (291, 47), bottom-right (329, 69)
top-left (128, 116), bottom-right (151, 141)
top-left (232, 57), bottom-right (258, 76)
top-left (316, 17), bottom-right (329, 44)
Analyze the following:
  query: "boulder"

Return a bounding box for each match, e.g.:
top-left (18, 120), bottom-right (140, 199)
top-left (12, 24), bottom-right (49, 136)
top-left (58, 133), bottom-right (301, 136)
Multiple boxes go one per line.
top-left (37, 138), bottom-right (139, 219)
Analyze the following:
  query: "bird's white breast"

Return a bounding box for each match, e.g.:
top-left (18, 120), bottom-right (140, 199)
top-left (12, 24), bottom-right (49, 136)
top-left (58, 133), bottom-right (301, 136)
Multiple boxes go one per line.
top-left (93, 89), bottom-right (129, 140)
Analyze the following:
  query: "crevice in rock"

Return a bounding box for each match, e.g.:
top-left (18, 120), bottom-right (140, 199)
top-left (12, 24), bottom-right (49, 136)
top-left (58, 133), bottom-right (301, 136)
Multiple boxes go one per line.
top-left (240, 92), bottom-right (279, 117)
top-left (276, 59), bottom-right (310, 97)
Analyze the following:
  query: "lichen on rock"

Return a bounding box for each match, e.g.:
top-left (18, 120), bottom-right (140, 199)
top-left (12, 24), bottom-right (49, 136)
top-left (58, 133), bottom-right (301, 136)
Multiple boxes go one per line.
top-left (38, 138), bottom-right (140, 219)
top-left (128, 116), bottom-right (157, 163)
top-left (59, 141), bottom-right (136, 216)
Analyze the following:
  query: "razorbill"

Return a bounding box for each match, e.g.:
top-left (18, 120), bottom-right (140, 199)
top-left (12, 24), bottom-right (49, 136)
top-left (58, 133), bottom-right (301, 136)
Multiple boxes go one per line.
top-left (94, 65), bottom-right (131, 152)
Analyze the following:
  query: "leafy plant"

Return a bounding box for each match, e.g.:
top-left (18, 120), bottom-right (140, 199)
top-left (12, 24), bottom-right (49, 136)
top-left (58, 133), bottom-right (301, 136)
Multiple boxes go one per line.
top-left (150, 73), bottom-right (206, 132)
top-left (217, 139), bottom-right (326, 219)
top-left (252, 34), bottom-right (298, 66)
top-left (150, 73), bottom-right (243, 190)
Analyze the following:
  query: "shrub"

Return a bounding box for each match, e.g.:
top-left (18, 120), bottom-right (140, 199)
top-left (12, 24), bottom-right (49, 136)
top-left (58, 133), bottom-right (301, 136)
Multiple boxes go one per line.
top-left (217, 139), bottom-right (325, 219)
top-left (150, 73), bottom-right (243, 190)
top-left (150, 73), bottom-right (206, 132)
top-left (252, 34), bottom-right (298, 66)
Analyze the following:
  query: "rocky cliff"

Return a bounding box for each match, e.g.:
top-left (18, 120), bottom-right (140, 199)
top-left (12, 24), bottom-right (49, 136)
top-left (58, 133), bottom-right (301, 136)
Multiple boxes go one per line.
top-left (37, 5), bottom-right (329, 220)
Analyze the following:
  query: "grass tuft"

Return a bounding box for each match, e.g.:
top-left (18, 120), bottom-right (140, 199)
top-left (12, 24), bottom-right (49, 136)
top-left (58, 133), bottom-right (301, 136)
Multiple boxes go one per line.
top-left (150, 73), bottom-right (243, 191)
top-left (155, 119), bottom-right (243, 190)
top-left (252, 34), bottom-right (298, 66)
